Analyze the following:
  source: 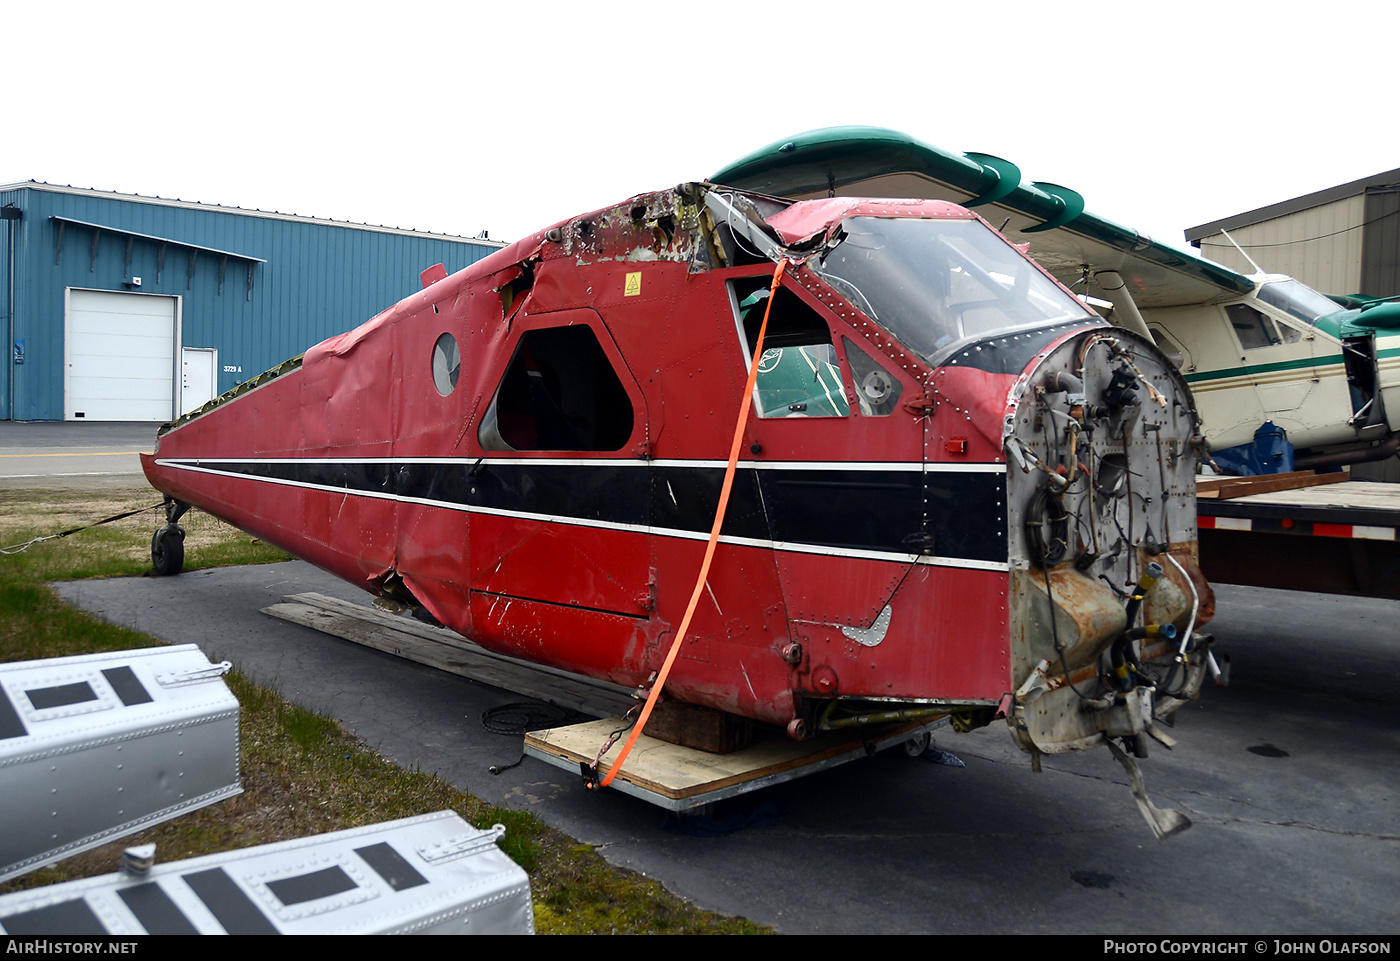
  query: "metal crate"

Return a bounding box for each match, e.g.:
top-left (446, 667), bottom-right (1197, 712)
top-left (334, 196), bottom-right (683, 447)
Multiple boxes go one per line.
top-left (0, 812), bottom-right (534, 935)
top-left (0, 644), bottom-right (241, 881)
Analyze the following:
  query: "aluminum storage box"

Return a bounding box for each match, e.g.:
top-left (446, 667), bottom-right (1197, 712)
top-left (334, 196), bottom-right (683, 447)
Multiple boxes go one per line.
top-left (0, 811), bottom-right (534, 935)
top-left (0, 644), bottom-right (241, 881)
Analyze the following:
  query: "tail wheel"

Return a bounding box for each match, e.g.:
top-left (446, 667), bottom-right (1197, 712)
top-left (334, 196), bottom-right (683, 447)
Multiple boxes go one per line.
top-left (900, 730), bottom-right (932, 758)
top-left (151, 526), bottom-right (185, 576)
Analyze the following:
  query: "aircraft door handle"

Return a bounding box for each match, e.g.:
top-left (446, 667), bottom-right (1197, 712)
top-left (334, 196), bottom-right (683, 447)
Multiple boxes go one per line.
top-left (902, 393), bottom-right (934, 415)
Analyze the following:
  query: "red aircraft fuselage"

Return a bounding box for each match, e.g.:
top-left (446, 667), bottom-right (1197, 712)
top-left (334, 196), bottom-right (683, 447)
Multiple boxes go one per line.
top-left (143, 185), bottom-right (1211, 757)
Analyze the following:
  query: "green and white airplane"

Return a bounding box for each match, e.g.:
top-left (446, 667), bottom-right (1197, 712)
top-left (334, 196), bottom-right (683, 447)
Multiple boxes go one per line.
top-left (713, 127), bottom-right (1400, 472)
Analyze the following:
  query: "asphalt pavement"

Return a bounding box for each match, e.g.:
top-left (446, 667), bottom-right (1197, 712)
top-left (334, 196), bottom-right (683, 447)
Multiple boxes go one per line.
top-left (0, 421), bottom-right (160, 489)
top-left (50, 563), bottom-right (1400, 935)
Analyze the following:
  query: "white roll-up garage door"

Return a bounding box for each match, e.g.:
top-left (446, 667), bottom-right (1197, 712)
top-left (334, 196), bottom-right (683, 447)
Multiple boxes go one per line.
top-left (65, 290), bottom-right (178, 421)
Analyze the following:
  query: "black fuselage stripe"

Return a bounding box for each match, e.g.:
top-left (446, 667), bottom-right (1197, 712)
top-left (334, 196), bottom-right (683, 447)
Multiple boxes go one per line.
top-left (162, 460), bottom-right (1008, 563)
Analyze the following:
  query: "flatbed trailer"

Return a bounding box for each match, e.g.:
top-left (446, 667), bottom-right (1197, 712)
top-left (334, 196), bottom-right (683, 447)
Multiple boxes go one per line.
top-left (1197, 472), bottom-right (1400, 600)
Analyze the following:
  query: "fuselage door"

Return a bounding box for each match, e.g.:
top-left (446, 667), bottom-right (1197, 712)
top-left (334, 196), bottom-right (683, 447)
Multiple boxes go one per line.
top-left (729, 274), bottom-right (924, 633)
top-left (1224, 299), bottom-right (1355, 448)
top-left (467, 308), bottom-right (653, 620)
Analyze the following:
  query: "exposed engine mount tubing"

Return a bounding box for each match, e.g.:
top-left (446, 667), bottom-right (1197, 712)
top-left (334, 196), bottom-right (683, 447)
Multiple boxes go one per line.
top-left (819, 703), bottom-right (948, 729)
top-left (1294, 431), bottom-right (1400, 471)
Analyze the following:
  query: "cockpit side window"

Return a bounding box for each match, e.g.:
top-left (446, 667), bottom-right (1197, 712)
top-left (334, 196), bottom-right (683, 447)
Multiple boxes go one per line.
top-left (1148, 324), bottom-right (1191, 371)
top-left (729, 277), bottom-right (850, 419)
top-left (1226, 303), bottom-right (1298, 350)
top-left (478, 324), bottom-right (634, 451)
top-left (842, 337), bottom-right (903, 415)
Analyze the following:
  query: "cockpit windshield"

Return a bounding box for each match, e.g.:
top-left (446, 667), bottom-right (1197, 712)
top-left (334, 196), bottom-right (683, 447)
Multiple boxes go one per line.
top-left (1257, 279), bottom-right (1343, 325)
top-left (810, 216), bottom-right (1093, 364)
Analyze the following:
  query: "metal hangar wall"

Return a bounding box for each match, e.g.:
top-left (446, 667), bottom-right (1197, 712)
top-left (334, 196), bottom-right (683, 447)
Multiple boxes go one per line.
top-left (0, 182), bottom-right (502, 422)
top-left (1185, 167), bottom-right (1400, 300)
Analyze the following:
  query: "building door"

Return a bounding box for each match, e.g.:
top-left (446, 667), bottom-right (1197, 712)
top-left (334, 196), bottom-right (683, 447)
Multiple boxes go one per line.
top-left (65, 290), bottom-right (178, 421)
top-left (181, 347), bottom-right (218, 414)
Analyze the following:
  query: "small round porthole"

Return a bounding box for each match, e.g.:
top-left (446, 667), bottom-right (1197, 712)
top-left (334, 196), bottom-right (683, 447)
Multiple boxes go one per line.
top-left (432, 333), bottom-right (460, 396)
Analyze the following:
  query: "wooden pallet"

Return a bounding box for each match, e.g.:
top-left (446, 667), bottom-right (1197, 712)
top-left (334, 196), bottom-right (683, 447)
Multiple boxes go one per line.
top-left (525, 716), bottom-right (945, 811)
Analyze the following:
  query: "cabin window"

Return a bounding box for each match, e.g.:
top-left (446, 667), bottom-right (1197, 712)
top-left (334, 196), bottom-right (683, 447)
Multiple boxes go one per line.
top-left (730, 278), bottom-right (850, 419)
top-left (478, 325), bottom-right (634, 451)
top-left (842, 338), bottom-right (903, 415)
top-left (431, 333), bottom-right (460, 396)
top-left (1226, 304), bottom-right (1297, 350)
top-left (1271, 318), bottom-right (1304, 345)
top-left (1148, 325), bottom-right (1190, 371)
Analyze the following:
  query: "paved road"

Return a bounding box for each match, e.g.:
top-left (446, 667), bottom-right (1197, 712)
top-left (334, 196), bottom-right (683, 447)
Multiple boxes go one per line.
top-left (0, 422), bottom-right (160, 489)
top-left (53, 564), bottom-right (1400, 935)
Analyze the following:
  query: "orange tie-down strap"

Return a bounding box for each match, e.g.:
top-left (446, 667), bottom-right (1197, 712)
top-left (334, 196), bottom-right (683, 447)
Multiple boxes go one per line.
top-left (592, 258), bottom-right (788, 789)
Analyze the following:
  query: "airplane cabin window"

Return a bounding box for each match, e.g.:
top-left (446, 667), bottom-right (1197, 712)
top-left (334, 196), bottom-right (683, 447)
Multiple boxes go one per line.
top-left (1226, 304), bottom-right (1283, 350)
top-left (842, 337), bottom-right (903, 415)
top-left (731, 278), bottom-right (850, 418)
top-left (1147, 326), bottom-right (1188, 370)
top-left (431, 333), bottom-right (460, 396)
top-left (1271, 318), bottom-right (1303, 345)
top-left (478, 325), bottom-right (634, 451)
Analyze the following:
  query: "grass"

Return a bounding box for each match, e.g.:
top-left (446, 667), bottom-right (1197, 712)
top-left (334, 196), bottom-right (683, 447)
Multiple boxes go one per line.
top-left (0, 488), bottom-right (769, 934)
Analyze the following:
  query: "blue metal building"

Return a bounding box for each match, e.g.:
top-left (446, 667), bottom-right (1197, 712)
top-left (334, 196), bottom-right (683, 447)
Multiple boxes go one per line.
top-left (0, 182), bottom-right (501, 421)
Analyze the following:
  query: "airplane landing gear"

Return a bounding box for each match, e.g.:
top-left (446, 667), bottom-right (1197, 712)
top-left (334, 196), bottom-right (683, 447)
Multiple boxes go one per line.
top-left (900, 730), bottom-right (932, 758)
top-left (152, 500), bottom-right (189, 576)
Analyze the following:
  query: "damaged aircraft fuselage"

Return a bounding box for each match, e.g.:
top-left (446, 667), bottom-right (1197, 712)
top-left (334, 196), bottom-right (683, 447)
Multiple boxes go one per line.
top-left (142, 183), bottom-right (1214, 823)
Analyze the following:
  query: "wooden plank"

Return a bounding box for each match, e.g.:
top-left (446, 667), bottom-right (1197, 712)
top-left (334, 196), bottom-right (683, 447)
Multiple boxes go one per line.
top-left (261, 599), bottom-right (634, 718)
top-left (280, 593), bottom-right (638, 699)
top-left (1196, 471), bottom-right (1348, 501)
top-left (1196, 470), bottom-right (1320, 493)
top-left (1212, 472), bottom-right (1348, 501)
top-left (1221, 481), bottom-right (1400, 513)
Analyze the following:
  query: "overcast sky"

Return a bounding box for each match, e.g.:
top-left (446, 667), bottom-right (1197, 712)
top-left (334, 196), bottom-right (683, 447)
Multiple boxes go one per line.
top-left (6, 1), bottom-right (1390, 267)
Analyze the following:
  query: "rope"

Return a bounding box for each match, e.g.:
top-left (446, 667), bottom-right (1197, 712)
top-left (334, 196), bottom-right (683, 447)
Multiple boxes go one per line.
top-left (480, 701), bottom-right (573, 735)
top-left (593, 258), bottom-right (788, 790)
top-left (1, 503), bottom-right (165, 555)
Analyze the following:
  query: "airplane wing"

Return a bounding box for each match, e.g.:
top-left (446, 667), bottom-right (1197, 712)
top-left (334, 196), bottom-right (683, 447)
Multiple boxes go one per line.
top-left (711, 126), bottom-right (1254, 310)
